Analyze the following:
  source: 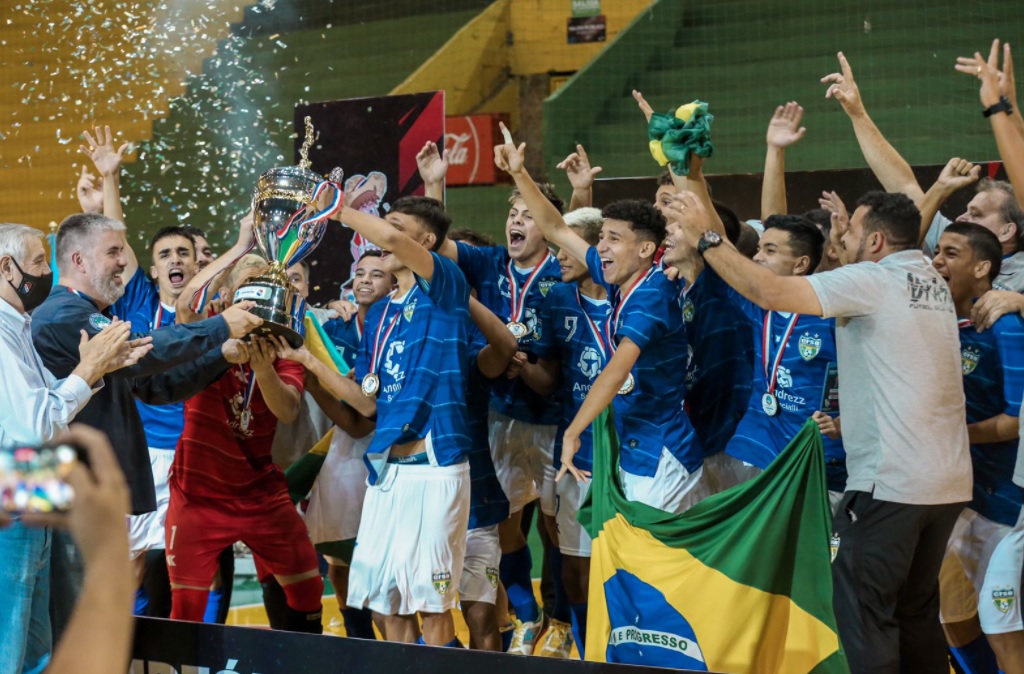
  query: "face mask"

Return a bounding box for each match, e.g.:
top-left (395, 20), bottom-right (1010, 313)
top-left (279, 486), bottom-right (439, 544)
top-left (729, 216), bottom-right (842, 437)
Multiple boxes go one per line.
top-left (8, 257), bottom-right (53, 312)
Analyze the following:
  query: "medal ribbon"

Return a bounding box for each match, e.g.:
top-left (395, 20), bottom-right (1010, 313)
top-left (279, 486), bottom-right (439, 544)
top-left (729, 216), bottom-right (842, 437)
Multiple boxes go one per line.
top-left (762, 311), bottom-right (800, 394)
top-left (153, 303), bottom-right (163, 331)
top-left (605, 266), bottom-right (656, 353)
top-left (240, 365), bottom-right (257, 417)
top-left (369, 289), bottom-right (413, 376)
top-left (506, 255), bottom-right (554, 323)
top-left (576, 288), bottom-right (610, 361)
top-left (957, 318), bottom-right (972, 329)
top-left (355, 315), bottom-right (364, 343)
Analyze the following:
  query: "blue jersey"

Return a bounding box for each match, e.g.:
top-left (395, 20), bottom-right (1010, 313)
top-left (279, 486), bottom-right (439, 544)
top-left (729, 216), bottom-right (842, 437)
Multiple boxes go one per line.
top-left (465, 327), bottom-right (510, 530)
top-left (355, 254), bottom-right (472, 484)
top-left (534, 282), bottom-right (611, 473)
top-left (586, 247), bottom-right (702, 476)
top-left (454, 241), bottom-right (561, 425)
top-left (724, 291), bottom-right (847, 492)
top-left (322, 314), bottom-right (363, 370)
top-left (111, 268), bottom-right (184, 450)
top-left (960, 314), bottom-right (1024, 526)
top-left (679, 267), bottom-right (754, 458)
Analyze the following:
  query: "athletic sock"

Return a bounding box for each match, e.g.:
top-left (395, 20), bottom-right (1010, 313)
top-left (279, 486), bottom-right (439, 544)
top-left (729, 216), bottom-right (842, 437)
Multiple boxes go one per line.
top-left (341, 607), bottom-right (377, 639)
top-left (949, 637), bottom-right (999, 674)
top-left (203, 586), bottom-right (224, 624)
top-left (500, 545), bottom-right (539, 623)
top-left (282, 605), bottom-right (324, 634)
top-left (444, 638), bottom-right (463, 648)
top-left (134, 587), bottom-right (149, 616)
top-left (170, 587), bottom-right (209, 621)
top-left (569, 602), bottom-right (588, 659)
top-left (548, 548), bottom-right (571, 623)
top-left (280, 575), bottom-right (324, 634)
top-left (260, 577), bottom-right (288, 630)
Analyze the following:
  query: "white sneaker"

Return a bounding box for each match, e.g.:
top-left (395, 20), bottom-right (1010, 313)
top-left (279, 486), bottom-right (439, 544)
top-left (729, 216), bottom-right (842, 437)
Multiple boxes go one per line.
top-left (508, 614), bottom-right (547, 655)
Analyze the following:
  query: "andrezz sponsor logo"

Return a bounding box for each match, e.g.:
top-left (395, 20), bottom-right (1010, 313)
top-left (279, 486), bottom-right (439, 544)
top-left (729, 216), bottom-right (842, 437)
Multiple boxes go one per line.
top-left (609, 627), bottom-right (705, 662)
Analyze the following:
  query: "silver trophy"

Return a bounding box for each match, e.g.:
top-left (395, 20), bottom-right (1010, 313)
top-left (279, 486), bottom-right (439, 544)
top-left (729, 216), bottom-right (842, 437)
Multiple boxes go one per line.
top-left (236, 117), bottom-right (343, 347)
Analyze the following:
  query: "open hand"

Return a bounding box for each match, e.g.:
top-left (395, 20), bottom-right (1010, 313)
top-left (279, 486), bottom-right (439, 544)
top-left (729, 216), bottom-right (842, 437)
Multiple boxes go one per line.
top-left (955, 38), bottom-right (1010, 108)
top-left (818, 190), bottom-right (850, 244)
top-left (665, 191), bottom-right (713, 249)
top-left (970, 289), bottom-right (1024, 330)
top-left (555, 430), bottom-right (590, 483)
top-left (416, 140), bottom-right (449, 185)
top-left (80, 126), bottom-right (129, 177)
top-left (766, 102), bottom-right (807, 148)
top-left (269, 334), bottom-right (308, 364)
top-left (76, 166), bottom-right (103, 214)
top-left (248, 336), bottom-right (279, 372)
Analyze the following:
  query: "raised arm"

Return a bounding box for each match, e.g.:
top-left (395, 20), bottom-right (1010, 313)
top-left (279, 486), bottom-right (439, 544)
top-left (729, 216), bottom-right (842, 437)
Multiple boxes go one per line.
top-left (958, 40), bottom-right (1024, 146)
top-left (556, 144), bottom-right (602, 211)
top-left (336, 205), bottom-right (438, 283)
top-left (81, 126), bottom-right (136, 279)
top-left (818, 191), bottom-right (853, 267)
top-left (822, 52), bottom-right (925, 204)
top-left (670, 192), bottom-right (822, 314)
top-left (963, 40), bottom-right (1024, 203)
top-left (916, 158), bottom-right (981, 245)
top-left (415, 141), bottom-right (459, 262)
top-left (762, 102), bottom-right (807, 220)
top-left (176, 212), bottom-right (255, 322)
top-left (270, 335), bottom-right (376, 418)
top-left (495, 130), bottom-right (590, 264)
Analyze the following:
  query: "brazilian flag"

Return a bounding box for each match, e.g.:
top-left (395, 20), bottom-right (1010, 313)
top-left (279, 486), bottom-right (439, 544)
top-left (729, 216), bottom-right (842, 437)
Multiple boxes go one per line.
top-left (580, 412), bottom-right (848, 673)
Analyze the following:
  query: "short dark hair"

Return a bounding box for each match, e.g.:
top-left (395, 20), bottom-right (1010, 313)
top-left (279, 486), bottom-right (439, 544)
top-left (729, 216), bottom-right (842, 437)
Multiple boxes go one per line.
top-left (763, 215), bottom-right (825, 274)
top-left (447, 227), bottom-right (496, 248)
top-left (601, 199), bottom-right (666, 248)
top-left (357, 249), bottom-right (385, 262)
top-left (942, 221), bottom-right (1003, 282)
top-left (712, 200), bottom-right (741, 245)
top-left (735, 222), bottom-right (761, 259)
top-left (150, 226), bottom-right (195, 255)
top-left (801, 208), bottom-right (833, 237)
top-left (509, 183), bottom-right (565, 215)
top-left (290, 259), bottom-right (311, 275)
top-left (179, 225), bottom-right (208, 241)
top-left (854, 191), bottom-right (921, 250)
top-left (392, 196), bottom-right (451, 251)
top-left (656, 170), bottom-right (674, 187)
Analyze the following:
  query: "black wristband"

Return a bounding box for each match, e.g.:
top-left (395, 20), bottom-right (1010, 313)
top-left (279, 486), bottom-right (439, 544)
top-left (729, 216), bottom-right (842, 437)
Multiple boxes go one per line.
top-left (983, 96), bottom-right (1014, 118)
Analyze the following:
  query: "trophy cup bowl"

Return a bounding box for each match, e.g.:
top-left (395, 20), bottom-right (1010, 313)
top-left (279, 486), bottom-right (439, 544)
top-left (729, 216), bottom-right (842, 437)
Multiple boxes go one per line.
top-left (237, 164), bottom-right (335, 348)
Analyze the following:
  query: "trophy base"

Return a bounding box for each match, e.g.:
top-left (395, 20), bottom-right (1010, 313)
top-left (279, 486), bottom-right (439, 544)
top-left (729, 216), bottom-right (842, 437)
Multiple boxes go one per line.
top-left (234, 267), bottom-right (306, 349)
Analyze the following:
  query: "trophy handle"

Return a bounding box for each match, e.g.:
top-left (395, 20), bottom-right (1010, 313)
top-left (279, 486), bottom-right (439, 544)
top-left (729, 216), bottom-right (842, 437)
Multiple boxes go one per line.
top-left (279, 181), bottom-right (344, 269)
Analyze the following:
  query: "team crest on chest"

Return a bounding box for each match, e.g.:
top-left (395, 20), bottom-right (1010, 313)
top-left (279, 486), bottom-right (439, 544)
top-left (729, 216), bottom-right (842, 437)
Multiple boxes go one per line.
top-left (403, 299), bottom-right (416, 322)
top-left (798, 333), bottom-right (821, 361)
top-left (89, 313), bottom-right (112, 331)
top-left (432, 570), bottom-right (452, 596)
top-left (539, 279), bottom-right (557, 297)
top-left (993, 587), bottom-right (1015, 614)
top-left (681, 298), bottom-right (695, 323)
top-left (961, 346), bottom-right (980, 375)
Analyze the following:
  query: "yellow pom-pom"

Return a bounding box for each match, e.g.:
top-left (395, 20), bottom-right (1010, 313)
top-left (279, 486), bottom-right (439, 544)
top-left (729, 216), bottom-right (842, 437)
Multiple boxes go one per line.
top-left (675, 102), bottom-right (700, 122)
top-left (648, 140), bottom-right (669, 166)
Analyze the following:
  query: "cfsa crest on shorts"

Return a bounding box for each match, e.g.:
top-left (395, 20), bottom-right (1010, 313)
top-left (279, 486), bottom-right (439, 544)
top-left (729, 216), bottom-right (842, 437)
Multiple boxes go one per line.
top-left (432, 570), bottom-right (452, 596)
top-left (798, 333), bottom-right (821, 361)
top-left (993, 586), bottom-right (1015, 614)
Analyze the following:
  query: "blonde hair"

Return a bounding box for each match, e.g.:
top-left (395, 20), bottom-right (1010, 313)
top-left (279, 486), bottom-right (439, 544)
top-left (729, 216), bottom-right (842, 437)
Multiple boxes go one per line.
top-left (225, 254), bottom-right (268, 290)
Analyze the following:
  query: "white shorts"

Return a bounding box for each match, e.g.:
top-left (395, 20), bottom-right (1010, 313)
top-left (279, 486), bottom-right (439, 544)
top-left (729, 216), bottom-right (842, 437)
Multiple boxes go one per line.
top-left (304, 430), bottom-right (372, 546)
top-left (705, 452), bottom-right (761, 492)
top-left (619, 449), bottom-right (713, 515)
top-left (347, 461), bottom-right (470, 615)
top-left (540, 463), bottom-right (558, 517)
top-left (459, 524), bottom-right (500, 604)
top-left (488, 410), bottom-right (555, 514)
top-left (127, 447), bottom-right (175, 559)
top-left (940, 506), bottom-right (1024, 634)
top-left (555, 474), bottom-right (592, 557)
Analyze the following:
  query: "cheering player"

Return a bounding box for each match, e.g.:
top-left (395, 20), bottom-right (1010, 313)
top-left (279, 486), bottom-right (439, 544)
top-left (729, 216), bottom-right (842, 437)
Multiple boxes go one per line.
top-left (933, 223), bottom-right (1024, 673)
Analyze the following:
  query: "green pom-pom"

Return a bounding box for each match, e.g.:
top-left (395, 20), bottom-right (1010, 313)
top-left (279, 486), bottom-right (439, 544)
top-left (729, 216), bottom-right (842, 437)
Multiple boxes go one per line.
top-left (646, 100), bottom-right (714, 176)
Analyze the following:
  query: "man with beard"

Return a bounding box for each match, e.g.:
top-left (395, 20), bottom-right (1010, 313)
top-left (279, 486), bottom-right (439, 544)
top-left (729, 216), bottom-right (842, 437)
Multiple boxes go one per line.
top-left (30, 213), bottom-right (262, 639)
top-left (668, 189), bottom-right (971, 674)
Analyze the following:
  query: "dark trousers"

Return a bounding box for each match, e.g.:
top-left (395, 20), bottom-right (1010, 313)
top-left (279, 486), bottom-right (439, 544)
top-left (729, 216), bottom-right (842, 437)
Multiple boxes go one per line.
top-left (831, 490), bottom-right (964, 674)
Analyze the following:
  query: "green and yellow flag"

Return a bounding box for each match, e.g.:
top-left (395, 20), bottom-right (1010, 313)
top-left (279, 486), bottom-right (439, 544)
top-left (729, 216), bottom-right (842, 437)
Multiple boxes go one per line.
top-left (580, 411), bottom-right (848, 674)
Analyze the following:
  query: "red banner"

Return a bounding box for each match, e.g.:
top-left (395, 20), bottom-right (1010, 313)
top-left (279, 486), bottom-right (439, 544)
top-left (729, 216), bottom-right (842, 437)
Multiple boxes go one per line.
top-left (444, 114), bottom-right (510, 186)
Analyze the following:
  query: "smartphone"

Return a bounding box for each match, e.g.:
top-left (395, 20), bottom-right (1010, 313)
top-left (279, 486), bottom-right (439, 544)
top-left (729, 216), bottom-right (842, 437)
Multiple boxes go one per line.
top-left (0, 444), bottom-right (81, 514)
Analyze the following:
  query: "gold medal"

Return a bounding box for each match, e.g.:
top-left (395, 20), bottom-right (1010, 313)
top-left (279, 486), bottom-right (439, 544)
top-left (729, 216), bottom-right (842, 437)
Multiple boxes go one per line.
top-left (507, 321), bottom-right (529, 339)
top-left (761, 392), bottom-right (779, 416)
top-left (361, 373), bottom-right (380, 397)
top-left (618, 373), bottom-right (635, 396)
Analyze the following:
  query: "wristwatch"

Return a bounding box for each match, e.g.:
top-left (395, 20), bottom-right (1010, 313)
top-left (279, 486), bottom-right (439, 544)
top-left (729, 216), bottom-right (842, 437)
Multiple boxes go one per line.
top-left (983, 96), bottom-right (1014, 118)
top-left (697, 230), bottom-right (723, 256)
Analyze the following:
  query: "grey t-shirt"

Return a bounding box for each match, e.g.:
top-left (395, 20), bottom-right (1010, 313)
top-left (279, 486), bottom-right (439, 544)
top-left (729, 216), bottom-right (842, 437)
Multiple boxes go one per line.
top-left (806, 250), bottom-right (972, 505)
top-left (925, 213), bottom-right (1024, 292)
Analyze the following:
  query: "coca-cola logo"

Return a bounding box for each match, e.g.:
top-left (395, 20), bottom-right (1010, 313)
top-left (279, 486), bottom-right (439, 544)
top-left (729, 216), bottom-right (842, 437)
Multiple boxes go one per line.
top-left (444, 117), bottom-right (481, 183)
